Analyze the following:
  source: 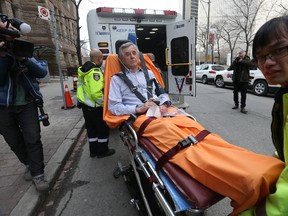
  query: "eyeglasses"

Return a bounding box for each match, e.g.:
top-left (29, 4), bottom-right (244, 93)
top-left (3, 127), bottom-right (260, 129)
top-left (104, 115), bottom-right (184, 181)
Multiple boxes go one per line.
top-left (256, 45), bottom-right (288, 65)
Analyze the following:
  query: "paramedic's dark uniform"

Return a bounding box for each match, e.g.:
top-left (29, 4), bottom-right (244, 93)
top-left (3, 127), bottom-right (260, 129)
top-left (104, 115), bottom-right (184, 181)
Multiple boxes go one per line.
top-left (77, 61), bottom-right (110, 157)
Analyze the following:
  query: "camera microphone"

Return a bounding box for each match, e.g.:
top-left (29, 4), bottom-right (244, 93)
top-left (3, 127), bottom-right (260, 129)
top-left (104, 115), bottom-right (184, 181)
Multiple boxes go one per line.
top-left (9, 18), bottom-right (31, 34)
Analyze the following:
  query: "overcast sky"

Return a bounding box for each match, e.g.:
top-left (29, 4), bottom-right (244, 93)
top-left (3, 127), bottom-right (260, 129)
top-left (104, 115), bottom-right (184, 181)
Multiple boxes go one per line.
top-left (79, 0), bottom-right (180, 47)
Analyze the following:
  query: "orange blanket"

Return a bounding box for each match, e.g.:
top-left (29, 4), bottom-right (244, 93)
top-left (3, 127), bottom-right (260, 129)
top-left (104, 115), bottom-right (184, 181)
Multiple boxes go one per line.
top-left (132, 114), bottom-right (284, 215)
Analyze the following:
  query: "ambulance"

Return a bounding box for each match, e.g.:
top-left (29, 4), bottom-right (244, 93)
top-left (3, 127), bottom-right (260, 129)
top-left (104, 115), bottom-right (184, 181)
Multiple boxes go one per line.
top-left (87, 7), bottom-right (196, 108)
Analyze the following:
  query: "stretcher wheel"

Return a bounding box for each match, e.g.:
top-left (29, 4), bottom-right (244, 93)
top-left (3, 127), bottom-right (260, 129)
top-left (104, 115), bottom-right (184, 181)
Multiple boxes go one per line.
top-left (113, 162), bottom-right (124, 179)
top-left (113, 167), bottom-right (122, 179)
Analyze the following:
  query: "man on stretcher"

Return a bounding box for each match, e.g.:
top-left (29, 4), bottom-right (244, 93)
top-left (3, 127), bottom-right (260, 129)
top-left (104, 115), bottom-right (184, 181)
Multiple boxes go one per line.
top-left (107, 42), bottom-right (284, 215)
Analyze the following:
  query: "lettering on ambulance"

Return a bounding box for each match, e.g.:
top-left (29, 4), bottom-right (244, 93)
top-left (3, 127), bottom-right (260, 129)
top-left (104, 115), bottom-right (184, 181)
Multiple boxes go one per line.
top-left (175, 77), bottom-right (185, 93)
top-left (174, 23), bottom-right (185, 29)
top-left (96, 31), bottom-right (110, 35)
top-left (115, 29), bottom-right (135, 33)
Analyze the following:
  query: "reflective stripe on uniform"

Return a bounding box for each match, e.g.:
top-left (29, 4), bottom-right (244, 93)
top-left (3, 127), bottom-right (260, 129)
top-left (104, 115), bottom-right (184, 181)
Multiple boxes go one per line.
top-left (88, 138), bottom-right (108, 143)
top-left (89, 137), bottom-right (98, 142)
top-left (98, 138), bottom-right (108, 143)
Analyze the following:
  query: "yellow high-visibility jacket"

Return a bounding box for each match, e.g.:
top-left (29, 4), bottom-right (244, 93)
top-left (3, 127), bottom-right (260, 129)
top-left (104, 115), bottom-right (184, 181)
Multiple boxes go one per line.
top-left (240, 88), bottom-right (288, 216)
top-left (77, 61), bottom-right (104, 107)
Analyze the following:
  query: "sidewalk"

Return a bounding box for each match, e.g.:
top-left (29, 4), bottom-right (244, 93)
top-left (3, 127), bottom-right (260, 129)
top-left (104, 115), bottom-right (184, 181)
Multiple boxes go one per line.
top-left (0, 80), bottom-right (85, 216)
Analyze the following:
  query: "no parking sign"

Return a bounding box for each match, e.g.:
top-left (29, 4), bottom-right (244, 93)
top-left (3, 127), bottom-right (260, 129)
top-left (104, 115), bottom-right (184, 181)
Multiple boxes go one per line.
top-left (38, 6), bottom-right (51, 21)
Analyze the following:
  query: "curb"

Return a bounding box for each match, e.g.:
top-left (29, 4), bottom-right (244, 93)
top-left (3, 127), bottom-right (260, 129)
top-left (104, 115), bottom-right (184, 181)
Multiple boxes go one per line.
top-left (9, 117), bottom-right (85, 216)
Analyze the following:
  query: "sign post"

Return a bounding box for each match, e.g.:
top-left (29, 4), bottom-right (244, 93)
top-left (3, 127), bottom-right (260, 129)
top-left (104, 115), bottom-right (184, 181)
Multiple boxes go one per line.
top-left (38, 6), bottom-right (66, 109)
top-left (38, 6), bottom-right (51, 21)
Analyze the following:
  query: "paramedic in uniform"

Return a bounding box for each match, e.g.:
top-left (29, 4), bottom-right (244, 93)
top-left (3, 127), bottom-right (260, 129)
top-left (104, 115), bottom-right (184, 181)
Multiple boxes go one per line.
top-left (77, 49), bottom-right (115, 158)
top-left (107, 42), bottom-right (284, 216)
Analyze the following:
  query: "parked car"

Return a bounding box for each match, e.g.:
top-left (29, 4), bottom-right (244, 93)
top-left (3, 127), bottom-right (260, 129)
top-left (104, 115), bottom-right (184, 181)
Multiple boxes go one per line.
top-left (196, 64), bottom-right (225, 84)
top-left (214, 69), bottom-right (233, 88)
top-left (249, 69), bottom-right (280, 96)
top-left (214, 68), bottom-right (280, 96)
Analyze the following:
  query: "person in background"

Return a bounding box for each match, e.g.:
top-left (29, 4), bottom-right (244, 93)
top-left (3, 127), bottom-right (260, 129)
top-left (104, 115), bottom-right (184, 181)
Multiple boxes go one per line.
top-left (0, 33), bottom-right (49, 190)
top-left (147, 53), bottom-right (161, 73)
top-left (228, 51), bottom-right (254, 114)
top-left (239, 15), bottom-right (288, 216)
top-left (77, 49), bottom-right (115, 158)
top-left (147, 52), bottom-right (168, 91)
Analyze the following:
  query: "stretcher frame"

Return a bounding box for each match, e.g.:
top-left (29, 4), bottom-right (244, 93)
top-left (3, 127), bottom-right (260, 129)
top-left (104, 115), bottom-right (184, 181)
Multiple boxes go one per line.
top-left (104, 54), bottom-right (224, 216)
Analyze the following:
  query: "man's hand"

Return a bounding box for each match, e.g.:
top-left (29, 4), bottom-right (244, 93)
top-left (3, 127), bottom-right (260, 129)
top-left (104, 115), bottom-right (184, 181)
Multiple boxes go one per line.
top-left (159, 104), bottom-right (168, 114)
top-left (136, 98), bottom-right (158, 114)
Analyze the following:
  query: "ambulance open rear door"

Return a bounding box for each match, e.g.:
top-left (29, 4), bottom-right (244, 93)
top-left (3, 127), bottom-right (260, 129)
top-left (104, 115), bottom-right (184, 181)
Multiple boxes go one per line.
top-left (166, 19), bottom-right (196, 108)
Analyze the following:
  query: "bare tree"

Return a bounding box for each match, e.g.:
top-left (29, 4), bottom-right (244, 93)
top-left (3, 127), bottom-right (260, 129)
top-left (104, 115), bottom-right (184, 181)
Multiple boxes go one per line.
top-left (196, 24), bottom-right (209, 63)
top-left (210, 22), bottom-right (226, 64)
top-left (224, 0), bottom-right (266, 54)
top-left (279, 2), bottom-right (288, 15)
top-left (217, 19), bottom-right (241, 65)
top-left (70, 0), bottom-right (83, 66)
top-left (196, 24), bottom-right (208, 52)
top-left (261, 0), bottom-right (280, 21)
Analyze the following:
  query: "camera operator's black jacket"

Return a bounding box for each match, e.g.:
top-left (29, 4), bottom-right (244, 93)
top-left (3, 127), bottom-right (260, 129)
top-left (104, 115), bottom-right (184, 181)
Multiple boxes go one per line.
top-left (228, 56), bottom-right (254, 83)
top-left (0, 55), bottom-right (47, 106)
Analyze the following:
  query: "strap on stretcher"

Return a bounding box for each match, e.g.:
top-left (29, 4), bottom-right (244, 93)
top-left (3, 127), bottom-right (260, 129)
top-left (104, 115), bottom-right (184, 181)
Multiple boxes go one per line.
top-left (137, 117), bottom-right (211, 172)
top-left (156, 130), bottom-right (210, 171)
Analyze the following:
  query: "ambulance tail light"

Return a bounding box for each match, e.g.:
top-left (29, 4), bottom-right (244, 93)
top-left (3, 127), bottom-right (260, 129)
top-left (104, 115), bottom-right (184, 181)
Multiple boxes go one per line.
top-left (99, 49), bottom-right (109, 54)
top-left (98, 42), bottom-right (108, 47)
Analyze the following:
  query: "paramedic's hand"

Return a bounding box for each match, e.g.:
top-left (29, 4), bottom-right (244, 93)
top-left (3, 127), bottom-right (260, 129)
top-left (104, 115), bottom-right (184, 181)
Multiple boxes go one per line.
top-left (136, 99), bottom-right (158, 114)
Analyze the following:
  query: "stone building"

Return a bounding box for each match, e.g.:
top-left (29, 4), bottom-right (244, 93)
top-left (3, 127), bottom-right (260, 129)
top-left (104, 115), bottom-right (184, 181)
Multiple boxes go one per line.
top-left (0, 0), bottom-right (78, 77)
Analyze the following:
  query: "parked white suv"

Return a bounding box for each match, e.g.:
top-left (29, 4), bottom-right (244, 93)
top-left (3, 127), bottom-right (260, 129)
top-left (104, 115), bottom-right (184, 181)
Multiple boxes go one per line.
top-left (196, 64), bottom-right (225, 84)
top-left (249, 69), bottom-right (280, 96)
top-left (214, 69), bottom-right (280, 96)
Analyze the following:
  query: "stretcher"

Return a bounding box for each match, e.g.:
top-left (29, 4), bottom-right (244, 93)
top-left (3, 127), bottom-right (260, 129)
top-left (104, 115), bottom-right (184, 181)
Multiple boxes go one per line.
top-left (104, 54), bottom-right (224, 215)
top-left (104, 54), bottom-right (284, 215)
top-left (116, 121), bottom-right (225, 216)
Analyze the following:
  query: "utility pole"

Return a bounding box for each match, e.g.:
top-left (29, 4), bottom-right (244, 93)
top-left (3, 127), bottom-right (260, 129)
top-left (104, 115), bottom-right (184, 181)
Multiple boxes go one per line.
top-left (51, 10), bottom-right (66, 109)
top-left (205, 0), bottom-right (211, 63)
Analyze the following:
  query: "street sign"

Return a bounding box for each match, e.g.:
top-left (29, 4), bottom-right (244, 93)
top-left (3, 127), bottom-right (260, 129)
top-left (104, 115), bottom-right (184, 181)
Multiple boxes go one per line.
top-left (38, 6), bottom-right (51, 21)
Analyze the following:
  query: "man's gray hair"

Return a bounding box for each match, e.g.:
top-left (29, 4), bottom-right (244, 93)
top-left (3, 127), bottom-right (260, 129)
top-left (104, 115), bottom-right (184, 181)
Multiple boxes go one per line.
top-left (118, 42), bottom-right (139, 57)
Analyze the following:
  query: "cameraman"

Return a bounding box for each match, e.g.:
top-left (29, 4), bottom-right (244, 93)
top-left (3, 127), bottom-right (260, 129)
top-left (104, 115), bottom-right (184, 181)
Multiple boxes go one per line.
top-left (0, 27), bottom-right (49, 191)
top-left (228, 51), bottom-right (254, 114)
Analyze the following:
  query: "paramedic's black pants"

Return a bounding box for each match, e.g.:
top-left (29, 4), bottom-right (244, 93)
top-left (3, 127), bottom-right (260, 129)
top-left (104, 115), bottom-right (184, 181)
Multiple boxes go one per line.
top-left (233, 82), bottom-right (248, 108)
top-left (81, 104), bottom-right (110, 155)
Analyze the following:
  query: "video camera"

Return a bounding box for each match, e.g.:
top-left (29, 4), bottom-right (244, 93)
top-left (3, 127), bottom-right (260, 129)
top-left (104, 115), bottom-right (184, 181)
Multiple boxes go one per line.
top-left (0, 14), bottom-right (34, 57)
